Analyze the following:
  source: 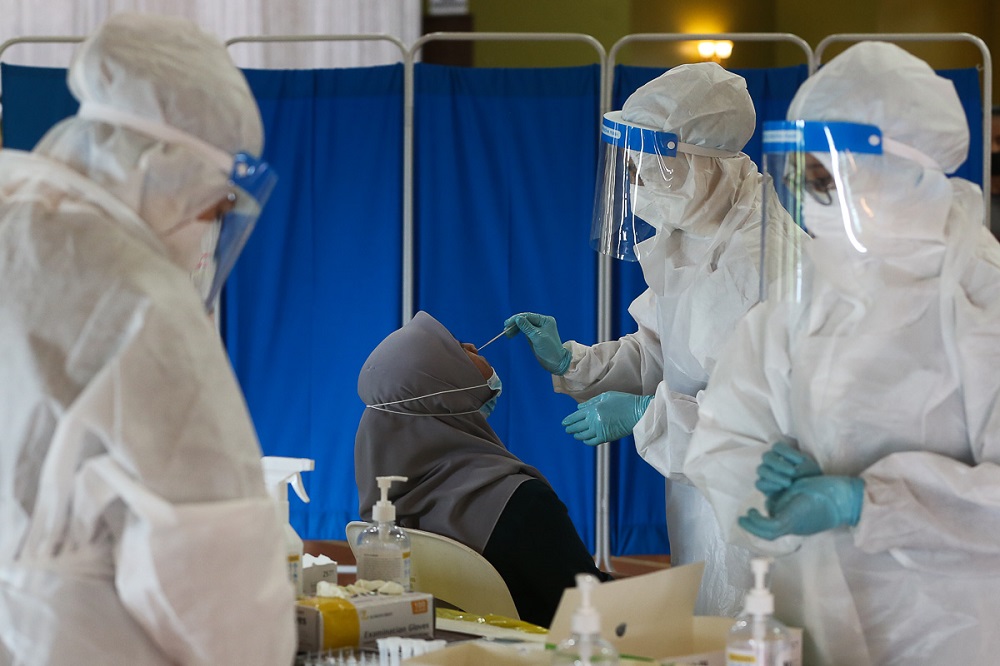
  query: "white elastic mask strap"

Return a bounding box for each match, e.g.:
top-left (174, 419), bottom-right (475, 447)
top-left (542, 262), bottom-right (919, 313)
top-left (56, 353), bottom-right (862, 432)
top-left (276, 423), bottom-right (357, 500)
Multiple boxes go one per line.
top-left (882, 137), bottom-right (941, 171)
top-left (77, 101), bottom-right (233, 174)
top-left (366, 383), bottom-right (490, 417)
top-left (676, 142), bottom-right (740, 159)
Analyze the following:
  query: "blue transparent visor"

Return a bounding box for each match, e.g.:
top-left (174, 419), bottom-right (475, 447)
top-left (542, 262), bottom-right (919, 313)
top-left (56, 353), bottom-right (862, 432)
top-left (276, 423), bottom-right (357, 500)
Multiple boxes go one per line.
top-left (204, 152), bottom-right (278, 309)
top-left (590, 111), bottom-right (679, 261)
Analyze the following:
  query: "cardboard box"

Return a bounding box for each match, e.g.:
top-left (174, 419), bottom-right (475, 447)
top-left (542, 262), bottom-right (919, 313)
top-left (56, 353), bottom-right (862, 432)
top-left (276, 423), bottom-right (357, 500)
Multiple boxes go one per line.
top-left (301, 561), bottom-right (338, 596)
top-left (296, 592), bottom-right (434, 653)
top-left (547, 563), bottom-right (802, 666)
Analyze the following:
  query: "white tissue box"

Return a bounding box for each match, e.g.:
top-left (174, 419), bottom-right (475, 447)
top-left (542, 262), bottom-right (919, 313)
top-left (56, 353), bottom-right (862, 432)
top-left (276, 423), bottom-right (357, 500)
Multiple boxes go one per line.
top-left (296, 591), bottom-right (434, 653)
top-left (301, 561), bottom-right (338, 596)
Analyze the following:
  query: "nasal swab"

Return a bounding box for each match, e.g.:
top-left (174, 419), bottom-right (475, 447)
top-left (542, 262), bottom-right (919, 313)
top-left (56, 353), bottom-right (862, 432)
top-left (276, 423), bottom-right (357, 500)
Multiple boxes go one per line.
top-left (477, 324), bottom-right (516, 351)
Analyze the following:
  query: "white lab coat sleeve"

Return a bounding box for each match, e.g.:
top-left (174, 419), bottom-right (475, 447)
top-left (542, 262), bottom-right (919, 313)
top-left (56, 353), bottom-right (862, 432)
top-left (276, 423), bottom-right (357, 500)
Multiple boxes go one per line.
top-left (631, 382), bottom-right (699, 480)
top-left (88, 296), bottom-right (295, 666)
top-left (852, 238), bottom-right (1000, 572)
top-left (683, 304), bottom-right (802, 557)
top-left (552, 288), bottom-right (664, 402)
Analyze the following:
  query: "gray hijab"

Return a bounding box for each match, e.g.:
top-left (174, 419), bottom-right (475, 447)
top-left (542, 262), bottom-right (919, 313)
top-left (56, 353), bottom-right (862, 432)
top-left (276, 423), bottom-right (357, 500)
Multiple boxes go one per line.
top-left (355, 311), bottom-right (548, 552)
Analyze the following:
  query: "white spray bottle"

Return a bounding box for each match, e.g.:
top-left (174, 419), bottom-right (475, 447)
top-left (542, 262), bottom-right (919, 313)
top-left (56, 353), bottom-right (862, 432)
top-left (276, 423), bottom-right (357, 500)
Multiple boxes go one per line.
top-left (355, 475), bottom-right (411, 590)
top-left (552, 573), bottom-right (619, 665)
top-left (726, 557), bottom-right (794, 666)
top-left (261, 456), bottom-right (314, 597)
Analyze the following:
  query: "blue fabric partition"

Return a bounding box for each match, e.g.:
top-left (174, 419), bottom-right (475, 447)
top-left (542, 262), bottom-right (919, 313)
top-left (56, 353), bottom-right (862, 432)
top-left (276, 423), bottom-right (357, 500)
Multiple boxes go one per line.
top-left (413, 63), bottom-right (608, 551)
top-left (225, 65), bottom-right (405, 539)
top-left (0, 63), bottom-right (77, 149)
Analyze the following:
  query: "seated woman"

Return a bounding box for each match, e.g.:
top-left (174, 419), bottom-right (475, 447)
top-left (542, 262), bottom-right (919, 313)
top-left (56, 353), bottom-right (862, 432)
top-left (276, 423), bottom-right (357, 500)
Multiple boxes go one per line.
top-left (355, 311), bottom-right (610, 627)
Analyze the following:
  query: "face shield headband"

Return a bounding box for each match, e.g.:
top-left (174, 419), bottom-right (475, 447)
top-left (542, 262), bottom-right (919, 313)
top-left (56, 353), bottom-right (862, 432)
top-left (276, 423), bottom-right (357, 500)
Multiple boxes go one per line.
top-left (759, 119), bottom-right (940, 301)
top-left (590, 110), bottom-right (739, 261)
top-left (76, 102), bottom-right (278, 311)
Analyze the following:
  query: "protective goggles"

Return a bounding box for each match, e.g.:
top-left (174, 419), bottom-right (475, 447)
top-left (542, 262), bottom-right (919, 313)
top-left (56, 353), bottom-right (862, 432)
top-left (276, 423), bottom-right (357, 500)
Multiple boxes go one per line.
top-left (590, 111), bottom-right (738, 261)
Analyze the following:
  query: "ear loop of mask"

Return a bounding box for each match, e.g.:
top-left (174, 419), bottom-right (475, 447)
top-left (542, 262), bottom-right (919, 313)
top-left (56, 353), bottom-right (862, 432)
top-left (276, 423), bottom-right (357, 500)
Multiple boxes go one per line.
top-left (366, 383), bottom-right (494, 417)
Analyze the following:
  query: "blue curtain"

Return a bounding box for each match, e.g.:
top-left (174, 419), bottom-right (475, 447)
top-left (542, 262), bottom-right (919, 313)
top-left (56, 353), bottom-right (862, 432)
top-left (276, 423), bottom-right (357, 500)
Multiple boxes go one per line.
top-left (225, 65), bottom-right (405, 539)
top-left (0, 63), bottom-right (77, 149)
top-left (413, 63), bottom-right (603, 549)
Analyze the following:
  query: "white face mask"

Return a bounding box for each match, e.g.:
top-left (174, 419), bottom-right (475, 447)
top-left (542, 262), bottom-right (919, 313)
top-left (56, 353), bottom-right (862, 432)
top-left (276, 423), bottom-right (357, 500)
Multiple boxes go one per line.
top-left (479, 369), bottom-right (502, 418)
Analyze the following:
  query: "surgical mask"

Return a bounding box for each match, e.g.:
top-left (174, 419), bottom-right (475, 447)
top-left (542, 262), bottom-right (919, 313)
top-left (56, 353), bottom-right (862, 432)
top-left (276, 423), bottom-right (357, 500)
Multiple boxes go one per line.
top-left (479, 369), bottom-right (502, 418)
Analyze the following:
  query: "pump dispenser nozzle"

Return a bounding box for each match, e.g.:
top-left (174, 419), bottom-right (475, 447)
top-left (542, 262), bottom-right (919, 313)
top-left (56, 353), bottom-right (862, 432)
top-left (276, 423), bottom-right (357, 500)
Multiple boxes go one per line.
top-left (744, 557), bottom-right (775, 617)
top-left (572, 573), bottom-right (601, 636)
top-left (373, 475), bottom-right (407, 523)
top-left (552, 573), bottom-right (619, 665)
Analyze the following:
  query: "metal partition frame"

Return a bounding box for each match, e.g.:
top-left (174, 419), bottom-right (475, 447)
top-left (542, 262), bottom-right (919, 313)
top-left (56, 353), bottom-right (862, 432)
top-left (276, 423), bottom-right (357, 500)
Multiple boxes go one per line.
top-left (598, 32), bottom-right (814, 569)
top-left (409, 31), bottom-right (609, 566)
top-left (0, 36), bottom-right (85, 100)
top-left (0, 35), bottom-right (85, 62)
top-left (816, 33), bottom-right (993, 227)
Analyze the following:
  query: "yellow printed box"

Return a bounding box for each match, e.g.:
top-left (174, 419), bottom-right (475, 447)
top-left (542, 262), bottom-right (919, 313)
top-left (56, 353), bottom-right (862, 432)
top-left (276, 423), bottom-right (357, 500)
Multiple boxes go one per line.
top-left (296, 592), bottom-right (435, 652)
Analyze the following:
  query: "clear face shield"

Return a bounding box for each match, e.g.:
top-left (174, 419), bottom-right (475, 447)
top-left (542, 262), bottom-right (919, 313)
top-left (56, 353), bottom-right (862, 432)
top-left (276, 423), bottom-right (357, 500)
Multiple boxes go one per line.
top-left (760, 120), bottom-right (888, 302)
top-left (590, 111), bottom-right (682, 261)
top-left (202, 152), bottom-right (278, 310)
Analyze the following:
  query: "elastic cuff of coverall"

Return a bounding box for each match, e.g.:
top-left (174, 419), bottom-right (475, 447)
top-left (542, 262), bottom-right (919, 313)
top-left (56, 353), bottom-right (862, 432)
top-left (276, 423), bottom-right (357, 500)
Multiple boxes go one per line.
top-left (553, 345), bottom-right (572, 376)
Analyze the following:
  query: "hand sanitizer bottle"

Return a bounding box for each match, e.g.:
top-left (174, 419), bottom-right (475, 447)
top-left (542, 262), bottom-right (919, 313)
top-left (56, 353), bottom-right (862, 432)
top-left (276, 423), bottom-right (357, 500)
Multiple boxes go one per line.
top-left (552, 573), bottom-right (619, 665)
top-left (726, 558), bottom-right (794, 666)
top-left (355, 475), bottom-right (411, 590)
top-left (261, 456), bottom-right (315, 597)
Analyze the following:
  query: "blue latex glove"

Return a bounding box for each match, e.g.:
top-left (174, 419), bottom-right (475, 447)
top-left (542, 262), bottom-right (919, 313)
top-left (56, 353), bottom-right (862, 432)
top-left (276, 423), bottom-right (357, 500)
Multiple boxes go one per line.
top-left (503, 312), bottom-right (572, 375)
top-left (738, 475), bottom-right (865, 541)
top-left (756, 442), bottom-right (823, 497)
top-left (561, 391), bottom-right (654, 446)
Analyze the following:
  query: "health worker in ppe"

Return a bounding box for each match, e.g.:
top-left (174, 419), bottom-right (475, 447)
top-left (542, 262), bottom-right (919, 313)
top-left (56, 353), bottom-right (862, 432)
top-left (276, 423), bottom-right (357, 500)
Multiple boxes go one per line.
top-left (355, 312), bottom-right (611, 628)
top-left (505, 63), bottom-right (800, 616)
top-left (684, 41), bottom-right (1000, 665)
top-left (0, 13), bottom-right (294, 666)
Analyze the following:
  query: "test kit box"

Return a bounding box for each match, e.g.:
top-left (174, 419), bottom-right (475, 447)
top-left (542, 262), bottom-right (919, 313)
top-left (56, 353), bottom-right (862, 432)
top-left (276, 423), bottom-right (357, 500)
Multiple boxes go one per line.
top-left (296, 592), bottom-right (434, 653)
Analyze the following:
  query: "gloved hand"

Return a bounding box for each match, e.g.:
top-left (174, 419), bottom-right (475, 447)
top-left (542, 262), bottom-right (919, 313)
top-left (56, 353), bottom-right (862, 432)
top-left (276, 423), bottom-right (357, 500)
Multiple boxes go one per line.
top-left (561, 391), bottom-right (654, 446)
top-left (756, 442), bottom-right (822, 498)
top-left (738, 475), bottom-right (865, 541)
top-left (504, 312), bottom-right (572, 375)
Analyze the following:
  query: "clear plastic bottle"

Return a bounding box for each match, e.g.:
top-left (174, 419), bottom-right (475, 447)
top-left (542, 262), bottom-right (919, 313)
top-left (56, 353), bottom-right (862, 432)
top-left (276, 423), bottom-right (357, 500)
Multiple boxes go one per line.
top-left (551, 573), bottom-right (619, 666)
top-left (355, 475), bottom-right (412, 590)
top-left (726, 558), bottom-right (794, 666)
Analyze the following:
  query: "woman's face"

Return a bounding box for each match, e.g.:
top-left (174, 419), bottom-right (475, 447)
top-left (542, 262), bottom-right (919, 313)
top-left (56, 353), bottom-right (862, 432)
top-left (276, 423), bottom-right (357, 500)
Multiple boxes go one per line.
top-left (460, 342), bottom-right (493, 381)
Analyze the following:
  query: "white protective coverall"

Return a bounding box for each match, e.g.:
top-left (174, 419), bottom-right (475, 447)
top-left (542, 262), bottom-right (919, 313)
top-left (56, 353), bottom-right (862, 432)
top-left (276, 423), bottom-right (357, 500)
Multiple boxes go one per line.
top-left (554, 63), bottom-right (797, 615)
top-left (685, 42), bottom-right (1000, 665)
top-left (0, 14), bottom-right (295, 666)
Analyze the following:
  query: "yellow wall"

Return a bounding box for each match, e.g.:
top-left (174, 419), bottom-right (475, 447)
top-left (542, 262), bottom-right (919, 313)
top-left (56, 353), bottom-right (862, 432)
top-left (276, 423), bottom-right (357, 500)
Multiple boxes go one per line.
top-left (465, 0), bottom-right (629, 66)
top-left (465, 0), bottom-right (998, 102)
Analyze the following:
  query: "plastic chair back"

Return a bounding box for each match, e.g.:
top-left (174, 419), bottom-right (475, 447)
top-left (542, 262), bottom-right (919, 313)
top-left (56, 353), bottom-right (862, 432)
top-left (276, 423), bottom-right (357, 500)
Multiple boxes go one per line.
top-left (346, 520), bottom-right (519, 619)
